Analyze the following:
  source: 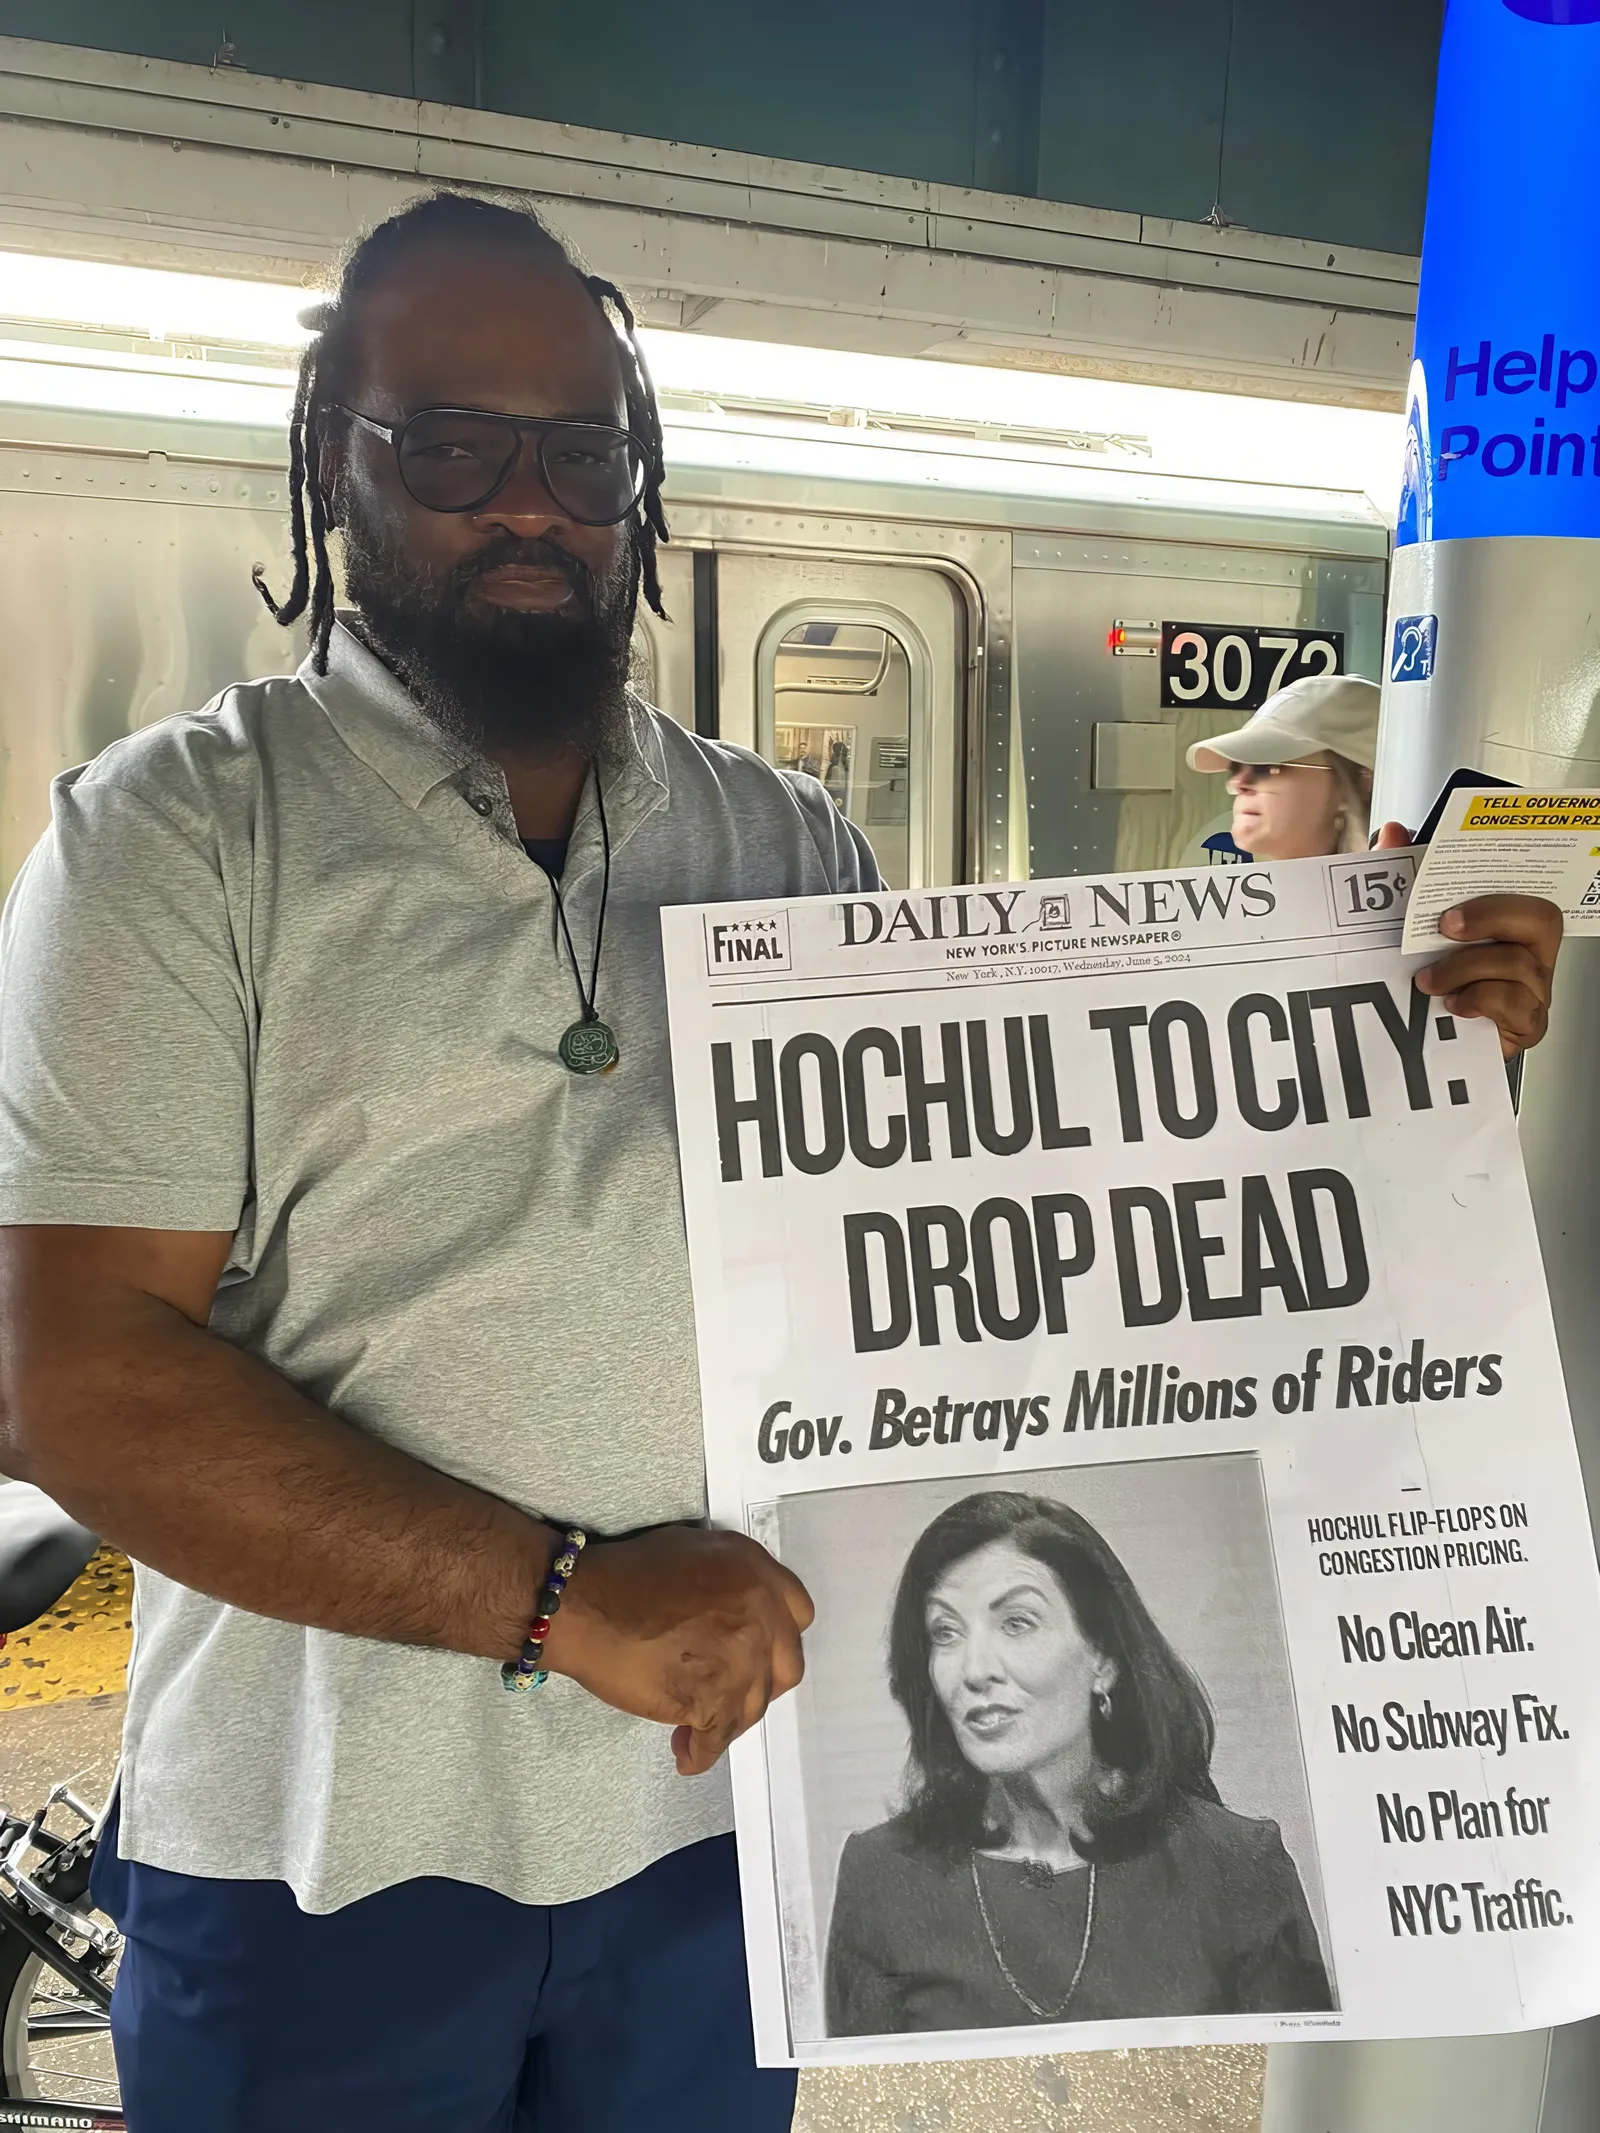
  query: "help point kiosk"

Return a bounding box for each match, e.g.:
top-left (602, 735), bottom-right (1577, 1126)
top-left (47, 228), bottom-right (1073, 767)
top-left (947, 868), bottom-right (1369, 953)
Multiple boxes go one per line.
top-left (1265, 5), bottom-right (1600, 2125)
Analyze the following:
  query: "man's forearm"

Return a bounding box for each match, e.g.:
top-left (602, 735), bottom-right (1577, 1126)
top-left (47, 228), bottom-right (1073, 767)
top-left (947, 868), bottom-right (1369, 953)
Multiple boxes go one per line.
top-left (0, 1283), bottom-right (551, 1661)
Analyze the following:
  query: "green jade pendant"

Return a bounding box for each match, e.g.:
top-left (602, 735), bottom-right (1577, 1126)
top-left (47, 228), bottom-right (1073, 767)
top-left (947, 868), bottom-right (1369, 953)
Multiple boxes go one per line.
top-left (559, 1016), bottom-right (620, 1076)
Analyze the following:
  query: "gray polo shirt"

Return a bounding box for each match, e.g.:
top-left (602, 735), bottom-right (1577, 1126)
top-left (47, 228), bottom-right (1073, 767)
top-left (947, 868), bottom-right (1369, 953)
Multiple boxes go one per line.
top-left (0, 622), bottom-right (878, 1912)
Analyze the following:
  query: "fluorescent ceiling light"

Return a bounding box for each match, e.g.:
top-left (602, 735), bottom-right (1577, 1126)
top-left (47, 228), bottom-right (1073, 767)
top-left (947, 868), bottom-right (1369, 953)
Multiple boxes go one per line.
top-left (0, 251), bottom-right (1404, 514)
top-left (659, 415), bottom-right (1383, 529)
top-left (0, 342), bottom-right (296, 426)
top-left (640, 329), bottom-right (1405, 517)
top-left (0, 251), bottom-right (314, 347)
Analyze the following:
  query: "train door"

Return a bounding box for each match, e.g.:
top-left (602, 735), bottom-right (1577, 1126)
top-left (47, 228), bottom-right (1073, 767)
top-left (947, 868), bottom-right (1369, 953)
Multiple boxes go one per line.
top-left (710, 554), bottom-right (967, 891)
top-left (1011, 535), bottom-right (1388, 881)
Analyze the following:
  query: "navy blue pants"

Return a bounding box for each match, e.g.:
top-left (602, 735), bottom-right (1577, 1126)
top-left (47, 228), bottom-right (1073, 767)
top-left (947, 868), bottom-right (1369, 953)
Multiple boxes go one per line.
top-left (91, 1811), bottom-right (796, 2132)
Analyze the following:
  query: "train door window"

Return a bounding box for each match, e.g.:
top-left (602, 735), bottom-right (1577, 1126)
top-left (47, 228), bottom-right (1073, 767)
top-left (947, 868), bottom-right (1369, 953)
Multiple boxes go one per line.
top-left (771, 621), bottom-right (915, 887)
top-left (713, 555), bottom-right (964, 893)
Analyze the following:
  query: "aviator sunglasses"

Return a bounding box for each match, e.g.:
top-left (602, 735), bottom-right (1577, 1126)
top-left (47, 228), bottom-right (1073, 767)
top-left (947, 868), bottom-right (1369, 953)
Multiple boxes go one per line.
top-left (338, 404), bottom-right (649, 523)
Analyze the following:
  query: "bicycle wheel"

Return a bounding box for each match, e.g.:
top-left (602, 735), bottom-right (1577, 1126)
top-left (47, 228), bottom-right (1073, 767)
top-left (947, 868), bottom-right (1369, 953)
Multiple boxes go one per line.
top-left (0, 1919), bottom-right (121, 2114)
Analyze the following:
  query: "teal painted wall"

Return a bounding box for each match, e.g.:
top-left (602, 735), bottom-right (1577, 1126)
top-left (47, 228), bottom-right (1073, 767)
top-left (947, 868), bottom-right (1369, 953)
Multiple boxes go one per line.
top-left (1038, 0), bottom-right (1234, 225)
top-left (2, 1), bottom-right (1441, 253)
top-left (1, 1), bottom-right (421, 97)
top-left (484, 1), bottom-right (988, 188)
top-left (1037, 0), bottom-right (1441, 251)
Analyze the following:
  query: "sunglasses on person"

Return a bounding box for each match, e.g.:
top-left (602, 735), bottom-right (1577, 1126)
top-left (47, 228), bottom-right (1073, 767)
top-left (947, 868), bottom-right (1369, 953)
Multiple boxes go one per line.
top-left (1227, 760), bottom-right (1333, 785)
top-left (338, 405), bottom-right (649, 523)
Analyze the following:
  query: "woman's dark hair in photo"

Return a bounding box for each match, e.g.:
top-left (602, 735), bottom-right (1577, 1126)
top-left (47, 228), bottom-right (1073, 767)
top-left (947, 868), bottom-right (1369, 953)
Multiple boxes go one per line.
top-left (888, 1490), bottom-right (1219, 1863)
top-left (254, 188), bottom-right (670, 676)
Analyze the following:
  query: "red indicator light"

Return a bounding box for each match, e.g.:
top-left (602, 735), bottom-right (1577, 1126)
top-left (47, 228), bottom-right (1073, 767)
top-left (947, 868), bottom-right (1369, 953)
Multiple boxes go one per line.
top-left (1108, 618), bottom-right (1159, 657)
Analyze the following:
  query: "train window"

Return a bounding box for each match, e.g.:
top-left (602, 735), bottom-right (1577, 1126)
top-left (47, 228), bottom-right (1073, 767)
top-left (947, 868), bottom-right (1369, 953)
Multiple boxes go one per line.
top-left (771, 621), bottom-right (915, 888)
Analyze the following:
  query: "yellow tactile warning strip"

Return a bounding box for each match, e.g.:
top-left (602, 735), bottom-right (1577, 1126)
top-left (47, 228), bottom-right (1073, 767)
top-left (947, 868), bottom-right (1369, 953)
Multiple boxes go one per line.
top-left (796, 2043), bottom-right (1264, 2131)
top-left (0, 1548), bottom-right (133, 1707)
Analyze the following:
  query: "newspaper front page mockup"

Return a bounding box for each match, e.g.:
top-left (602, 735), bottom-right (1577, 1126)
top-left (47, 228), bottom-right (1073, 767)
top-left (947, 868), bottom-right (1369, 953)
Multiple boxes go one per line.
top-left (661, 849), bottom-right (1600, 2067)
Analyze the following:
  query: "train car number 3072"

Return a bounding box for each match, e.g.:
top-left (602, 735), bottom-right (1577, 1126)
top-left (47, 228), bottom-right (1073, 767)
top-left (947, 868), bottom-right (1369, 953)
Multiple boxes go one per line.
top-left (1160, 621), bottom-right (1344, 712)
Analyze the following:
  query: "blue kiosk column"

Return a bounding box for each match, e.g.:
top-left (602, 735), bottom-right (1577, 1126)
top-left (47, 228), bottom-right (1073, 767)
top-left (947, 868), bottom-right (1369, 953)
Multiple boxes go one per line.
top-left (1381, 0), bottom-right (1600, 813)
top-left (1267, 8), bottom-right (1600, 2128)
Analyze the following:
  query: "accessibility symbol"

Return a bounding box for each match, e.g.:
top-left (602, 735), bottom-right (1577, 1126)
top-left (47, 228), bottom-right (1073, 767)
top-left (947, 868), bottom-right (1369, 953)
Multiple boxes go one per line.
top-left (1390, 614), bottom-right (1439, 683)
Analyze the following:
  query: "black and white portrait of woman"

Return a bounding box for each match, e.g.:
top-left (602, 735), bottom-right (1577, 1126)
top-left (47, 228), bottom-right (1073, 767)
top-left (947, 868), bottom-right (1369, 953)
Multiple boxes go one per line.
top-left (821, 1487), bottom-right (1333, 2037)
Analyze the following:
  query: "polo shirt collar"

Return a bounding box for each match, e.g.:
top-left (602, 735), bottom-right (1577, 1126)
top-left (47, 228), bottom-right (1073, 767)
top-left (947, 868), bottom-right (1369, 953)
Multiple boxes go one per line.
top-left (301, 621), bottom-right (473, 808)
top-left (301, 620), bottom-right (668, 840)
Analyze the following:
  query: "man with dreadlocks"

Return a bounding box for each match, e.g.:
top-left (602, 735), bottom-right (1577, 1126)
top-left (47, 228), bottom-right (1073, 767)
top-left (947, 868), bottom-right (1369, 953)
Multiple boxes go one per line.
top-left (0, 191), bottom-right (880, 2130)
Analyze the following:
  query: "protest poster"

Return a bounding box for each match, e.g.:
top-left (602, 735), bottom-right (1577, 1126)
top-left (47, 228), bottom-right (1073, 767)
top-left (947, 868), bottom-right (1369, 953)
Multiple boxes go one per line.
top-left (661, 849), bottom-right (1600, 2066)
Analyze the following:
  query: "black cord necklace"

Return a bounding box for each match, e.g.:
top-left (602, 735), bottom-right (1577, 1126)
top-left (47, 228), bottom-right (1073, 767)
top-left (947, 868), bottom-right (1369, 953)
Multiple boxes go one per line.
top-left (535, 778), bottom-right (618, 1076)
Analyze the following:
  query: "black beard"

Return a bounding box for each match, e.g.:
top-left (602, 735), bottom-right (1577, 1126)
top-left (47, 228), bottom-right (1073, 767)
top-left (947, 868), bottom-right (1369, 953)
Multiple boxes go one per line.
top-left (341, 516), bottom-right (638, 765)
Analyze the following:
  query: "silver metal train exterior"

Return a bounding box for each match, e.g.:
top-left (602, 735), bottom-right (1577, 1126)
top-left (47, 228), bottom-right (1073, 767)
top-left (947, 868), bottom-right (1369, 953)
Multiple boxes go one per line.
top-left (0, 377), bottom-right (1390, 900)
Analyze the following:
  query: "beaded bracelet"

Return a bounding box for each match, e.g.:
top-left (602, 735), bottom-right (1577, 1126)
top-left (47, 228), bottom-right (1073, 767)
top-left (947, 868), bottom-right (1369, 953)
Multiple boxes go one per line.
top-left (501, 1526), bottom-right (588, 1692)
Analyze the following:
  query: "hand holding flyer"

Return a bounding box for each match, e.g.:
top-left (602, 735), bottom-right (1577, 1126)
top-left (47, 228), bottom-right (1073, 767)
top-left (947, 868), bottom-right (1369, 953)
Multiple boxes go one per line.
top-left (1403, 787), bottom-right (1600, 950)
top-left (662, 850), bottom-right (1600, 2067)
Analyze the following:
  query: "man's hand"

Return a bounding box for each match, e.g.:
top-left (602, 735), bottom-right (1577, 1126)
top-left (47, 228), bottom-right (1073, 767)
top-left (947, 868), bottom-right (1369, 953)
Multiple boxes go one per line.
top-left (1374, 821), bottom-right (1561, 1058)
top-left (542, 1526), bottom-right (814, 1777)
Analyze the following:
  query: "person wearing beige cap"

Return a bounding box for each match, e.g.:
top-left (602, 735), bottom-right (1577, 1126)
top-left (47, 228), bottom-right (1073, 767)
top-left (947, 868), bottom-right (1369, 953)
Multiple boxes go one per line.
top-left (1187, 674), bottom-right (1379, 861)
top-left (1185, 671), bottom-right (1559, 1063)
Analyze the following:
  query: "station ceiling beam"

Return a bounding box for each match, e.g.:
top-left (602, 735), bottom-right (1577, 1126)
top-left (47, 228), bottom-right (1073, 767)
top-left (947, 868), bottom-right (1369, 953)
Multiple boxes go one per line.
top-left (0, 35), bottom-right (1418, 408)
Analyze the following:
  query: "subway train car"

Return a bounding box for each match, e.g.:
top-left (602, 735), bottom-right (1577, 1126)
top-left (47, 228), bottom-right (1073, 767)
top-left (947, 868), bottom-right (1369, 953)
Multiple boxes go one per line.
top-left (0, 342), bottom-right (1392, 901)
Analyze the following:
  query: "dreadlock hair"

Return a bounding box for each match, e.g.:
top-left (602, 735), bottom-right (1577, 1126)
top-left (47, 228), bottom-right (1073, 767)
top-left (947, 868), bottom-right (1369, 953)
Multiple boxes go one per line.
top-left (253, 189), bottom-right (671, 676)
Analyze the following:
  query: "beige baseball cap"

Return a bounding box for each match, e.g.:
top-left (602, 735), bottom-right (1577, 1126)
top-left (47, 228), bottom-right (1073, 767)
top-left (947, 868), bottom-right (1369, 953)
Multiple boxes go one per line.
top-left (1186, 674), bottom-right (1381, 775)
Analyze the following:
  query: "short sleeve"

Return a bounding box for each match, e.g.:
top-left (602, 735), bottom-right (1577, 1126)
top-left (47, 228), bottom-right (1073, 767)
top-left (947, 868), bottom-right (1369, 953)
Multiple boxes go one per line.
top-left (837, 812), bottom-right (883, 894)
top-left (0, 771), bottom-right (251, 1233)
top-left (779, 769), bottom-right (884, 894)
